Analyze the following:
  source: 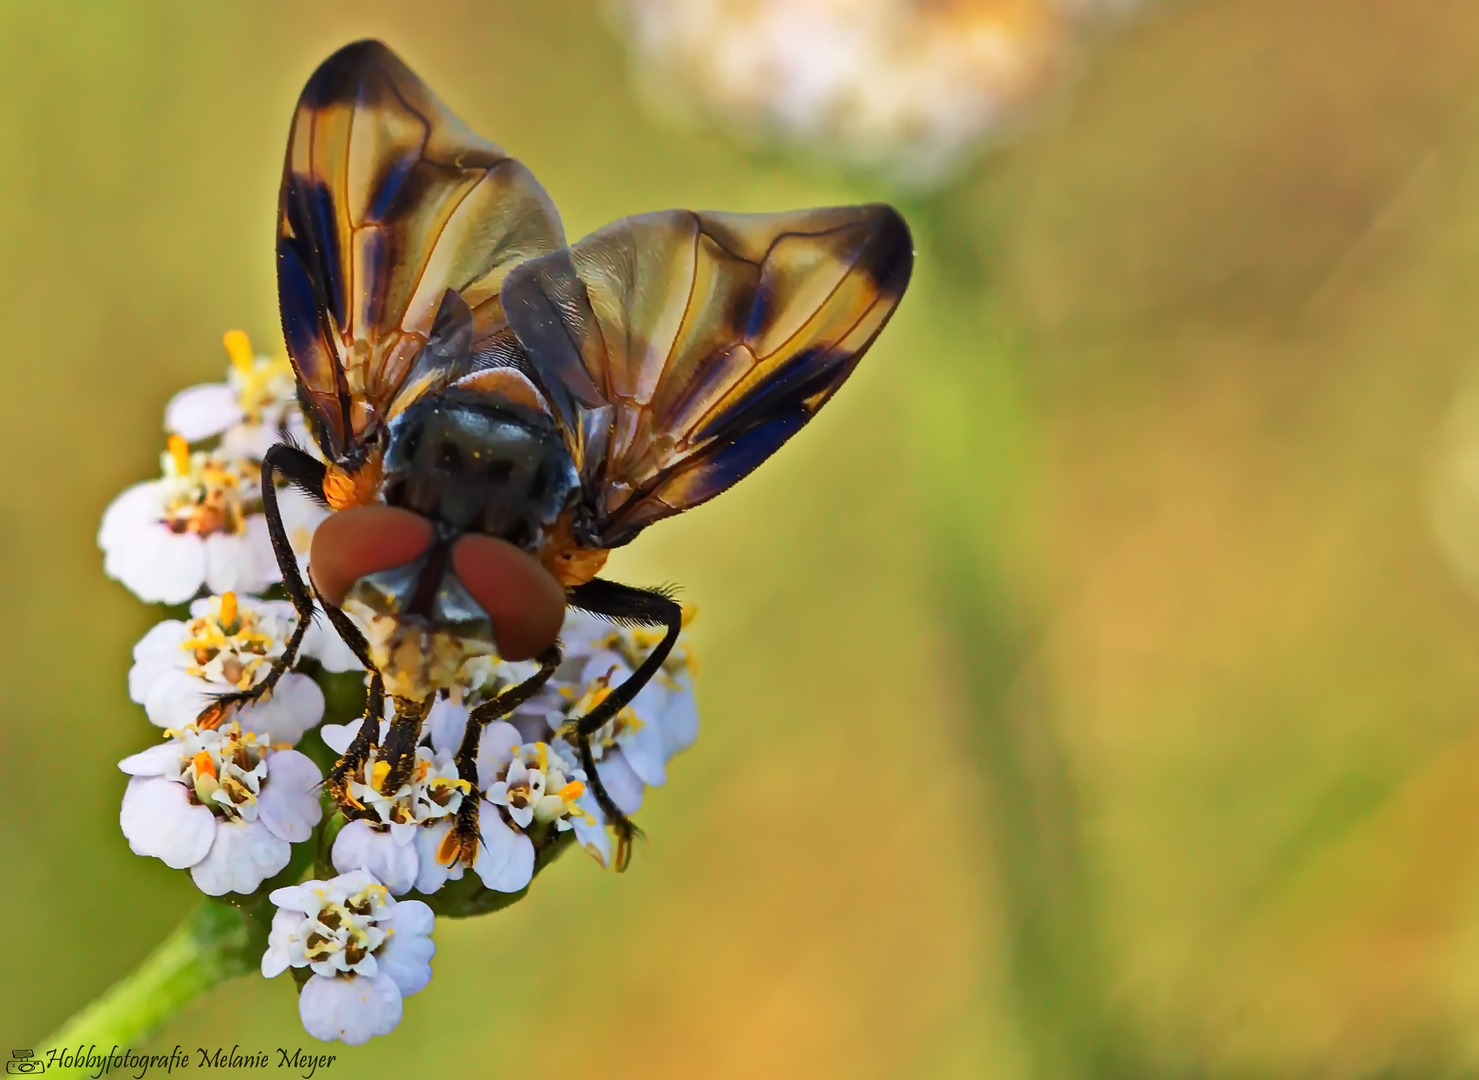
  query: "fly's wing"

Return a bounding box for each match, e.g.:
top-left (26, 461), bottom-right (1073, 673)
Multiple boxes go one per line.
top-left (500, 204), bottom-right (913, 546)
top-left (277, 39), bottom-right (565, 463)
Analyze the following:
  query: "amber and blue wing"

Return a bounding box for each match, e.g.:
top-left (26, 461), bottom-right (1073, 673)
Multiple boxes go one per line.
top-left (499, 204), bottom-right (913, 547)
top-left (277, 39), bottom-right (565, 464)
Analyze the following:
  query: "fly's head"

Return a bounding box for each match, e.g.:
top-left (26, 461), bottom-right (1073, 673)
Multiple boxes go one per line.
top-left (336, 389), bottom-right (579, 696)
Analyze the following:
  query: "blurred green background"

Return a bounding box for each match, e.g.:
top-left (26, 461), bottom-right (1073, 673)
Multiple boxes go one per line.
top-left (9, 0), bottom-right (1479, 1076)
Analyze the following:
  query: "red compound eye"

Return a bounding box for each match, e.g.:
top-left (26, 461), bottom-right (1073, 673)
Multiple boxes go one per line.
top-left (452, 533), bottom-right (566, 661)
top-left (309, 506), bottom-right (566, 661)
top-left (310, 506), bottom-right (433, 608)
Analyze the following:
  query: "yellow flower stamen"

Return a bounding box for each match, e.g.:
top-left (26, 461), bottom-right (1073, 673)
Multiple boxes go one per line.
top-left (167, 433), bottom-right (190, 475)
top-left (558, 780), bottom-right (585, 802)
top-left (223, 329), bottom-right (254, 374)
top-left (191, 750), bottom-right (217, 780)
top-left (436, 827), bottom-right (462, 867)
top-left (371, 760), bottom-right (392, 793)
top-left (219, 591), bottom-right (238, 629)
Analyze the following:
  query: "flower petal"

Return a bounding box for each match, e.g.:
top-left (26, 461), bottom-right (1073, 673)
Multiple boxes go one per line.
top-left (261, 907), bottom-right (303, 977)
top-left (318, 722), bottom-right (358, 756)
top-left (221, 421), bottom-right (282, 461)
top-left (130, 619), bottom-right (187, 670)
top-left (140, 667), bottom-right (213, 730)
top-left (662, 678), bottom-right (700, 757)
top-left (299, 972), bottom-right (402, 1045)
top-left (99, 482), bottom-right (164, 552)
top-left (237, 672), bottom-right (324, 744)
top-left (412, 823), bottom-right (456, 894)
top-left (572, 795), bottom-right (612, 868)
top-left (189, 819), bottom-right (290, 896)
top-left (475, 721), bottom-right (522, 790)
top-left (620, 693), bottom-right (669, 787)
top-left (303, 609), bottom-right (363, 673)
top-left (320, 718), bottom-right (388, 757)
top-left (427, 698), bottom-right (470, 758)
top-left (332, 820), bottom-right (418, 895)
top-left (378, 900), bottom-right (435, 997)
top-left (120, 776), bottom-right (215, 868)
top-left (258, 750), bottom-right (324, 843)
top-left (472, 801), bottom-right (534, 893)
top-left (267, 882), bottom-right (313, 912)
top-left (117, 740), bottom-right (181, 777)
top-left (204, 525), bottom-right (277, 597)
top-left (165, 383), bottom-right (243, 441)
top-left (109, 519), bottom-right (207, 604)
top-left (278, 485), bottom-right (330, 566)
top-left (596, 749), bottom-right (645, 815)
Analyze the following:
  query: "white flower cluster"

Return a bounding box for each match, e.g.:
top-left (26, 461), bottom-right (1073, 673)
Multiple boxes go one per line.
top-left (101, 330), bottom-right (701, 1045)
top-left (613, 0), bottom-right (1149, 187)
top-left (100, 331), bottom-right (326, 604)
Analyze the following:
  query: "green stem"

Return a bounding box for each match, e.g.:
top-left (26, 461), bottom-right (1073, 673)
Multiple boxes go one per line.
top-left (900, 185), bottom-right (1110, 1079)
top-left (37, 901), bottom-right (264, 1075)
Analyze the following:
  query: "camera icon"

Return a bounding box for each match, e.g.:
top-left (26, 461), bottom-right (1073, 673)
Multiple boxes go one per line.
top-left (7, 1050), bottom-right (46, 1074)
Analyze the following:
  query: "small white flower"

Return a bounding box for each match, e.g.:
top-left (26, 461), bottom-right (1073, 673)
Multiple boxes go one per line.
top-left (485, 738), bottom-right (591, 833)
top-left (510, 611), bottom-right (700, 866)
top-left (261, 870), bottom-right (434, 1046)
top-left (99, 434), bottom-right (327, 603)
top-left (166, 330), bottom-right (310, 461)
top-left (324, 701), bottom-right (561, 896)
top-left (119, 721), bottom-right (322, 895)
top-left (325, 703), bottom-right (471, 896)
top-left (129, 592), bottom-right (357, 745)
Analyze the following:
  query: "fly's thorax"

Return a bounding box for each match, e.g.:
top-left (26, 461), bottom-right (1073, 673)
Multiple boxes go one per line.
top-left (380, 390), bottom-right (579, 549)
top-left (339, 391), bottom-right (580, 691)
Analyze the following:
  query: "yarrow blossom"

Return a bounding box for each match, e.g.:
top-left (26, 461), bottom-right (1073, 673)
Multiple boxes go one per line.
top-left (512, 612), bottom-right (700, 866)
top-left (106, 327), bottom-right (702, 1045)
top-left (324, 707), bottom-right (477, 896)
top-left (325, 702), bottom-right (598, 895)
top-left (262, 871), bottom-right (434, 1045)
top-left (99, 331), bottom-right (327, 604)
top-left (613, 0), bottom-right (1150, 187)
top-left (165, 329), bottom-right (309, 459)
top-left (130, 592), bottom-right (359, 745)
top-left (119, 721), bottom-right (322, 895)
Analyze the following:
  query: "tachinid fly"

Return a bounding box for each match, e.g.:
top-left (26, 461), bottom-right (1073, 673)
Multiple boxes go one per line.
top-left (199, 39), bottom-right (913, 871)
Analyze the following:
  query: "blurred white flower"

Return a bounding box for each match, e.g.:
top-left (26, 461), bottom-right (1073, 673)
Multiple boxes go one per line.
top-left (128, 592), bottom-right (357, 745)
top-left (614, 0), bottom-right (1153, 186)
top-left (261, 870), bottom-right (434, 1046)
top-left (118, 721), bottom-right (322, 895)
top-left (165, 330), bottom-right (310, 460)
top-left (98, 434), bottom-right (326, 603)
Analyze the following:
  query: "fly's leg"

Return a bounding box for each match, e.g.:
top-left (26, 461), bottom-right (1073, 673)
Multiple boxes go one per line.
top-left (565, 579), bottom-right (684, 871)
top-left (197, 443), bottom-right (328, 728)
top-left (378, 695), bottom-right (432, 794)
top-left (317, 592), bottom-right (386, 806)
top-left (325, 670), bottom-right (384, 807)
top-left (443, 645), bottom-right (562, 868)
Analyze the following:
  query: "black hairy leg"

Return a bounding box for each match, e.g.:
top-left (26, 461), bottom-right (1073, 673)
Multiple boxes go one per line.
top-left (444, 644), bottom-right (563, 868)
top-left (378, 695), bottom-right (432, 794)
top-left (197, 442), bottom-right (329, 729)
top-left (316, 592), bottom-right (389, 806)
top-left (565, 578), bottom-right (684, 871)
